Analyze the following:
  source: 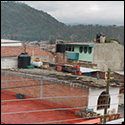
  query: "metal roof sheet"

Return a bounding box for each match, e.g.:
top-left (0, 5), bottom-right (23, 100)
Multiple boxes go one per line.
top-left (80, 67), bottom-right (100, 73)
top-left (1, 39), bottom-right (22, 43)
top-left (114, 71), bottom-right (124, 76)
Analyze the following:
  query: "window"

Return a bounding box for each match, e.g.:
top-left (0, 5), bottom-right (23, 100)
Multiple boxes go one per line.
top-left (79, 47), bottom-right (83, 53)
top-left (69, 46), bottom-right (71, 51)
top-left (88, 47), bottom-right (92, 54)
top-left (97, 91), bottom-right (110, 110)
top-left (84, 47), bottom-right (87, 54)
top-left (66, 46), bottom-right (74, 52)
top-left (72, 46), bottom-right (74, 52)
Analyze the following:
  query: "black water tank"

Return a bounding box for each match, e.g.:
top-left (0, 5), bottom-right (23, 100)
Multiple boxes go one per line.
top-left (56, 43), bottom-right (66, 53)
top-left (18, 53), bottom-right (31, 68)
top-left (96, 33), bottom-right (101, 43)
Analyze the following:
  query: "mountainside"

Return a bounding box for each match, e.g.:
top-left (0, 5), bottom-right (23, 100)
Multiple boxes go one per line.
top-left (1, 1), bottom-right (124, 44)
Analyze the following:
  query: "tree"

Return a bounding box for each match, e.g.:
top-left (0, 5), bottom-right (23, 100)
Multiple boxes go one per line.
top-left (70, 34), bottom-right (78, 41)
top-left (107, 38), bottom-right (121, 44)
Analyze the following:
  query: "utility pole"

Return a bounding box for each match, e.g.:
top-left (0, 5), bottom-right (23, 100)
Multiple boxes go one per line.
top-left (23, 42), bottom-right (26, 53)
top-left (103, 68), bottom-right (110, 124)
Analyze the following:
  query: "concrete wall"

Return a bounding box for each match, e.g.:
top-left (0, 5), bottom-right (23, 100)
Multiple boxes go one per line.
top-left (88, 87), bottom-right (120, 115)
top-left (93, 43), bottom-right (124, 71)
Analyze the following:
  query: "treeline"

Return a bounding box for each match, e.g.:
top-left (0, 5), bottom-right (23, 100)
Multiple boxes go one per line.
top-left (1, 1), bottom-right (124, 45)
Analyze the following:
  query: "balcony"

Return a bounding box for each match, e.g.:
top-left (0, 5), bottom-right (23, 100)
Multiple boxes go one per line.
top-left (67, 52), bottom-right (79, 60)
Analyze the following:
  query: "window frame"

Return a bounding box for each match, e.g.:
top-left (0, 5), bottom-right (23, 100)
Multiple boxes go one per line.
top-left (66, 46), bottom-right (74, 52)
top-left (83, 47), bottom-right (87, 54)
top-left (97, 91), bottom-right (110, 110)
top-left (88, 47), bottom-right (92, 54)
top-left (79, 46), bottom-right (83, 53)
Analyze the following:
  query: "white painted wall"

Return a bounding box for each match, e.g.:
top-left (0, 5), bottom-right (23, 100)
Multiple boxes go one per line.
top-left (1, 39), bottom-right (22, 43)
top-left (1, 43), bottom-right (22, 46)
top-left (87, 87), bottom-right (120, 115)
top-left (1, 39), bottom-right (23, 47)
top-left (1, 57), bottom-right (18, 69)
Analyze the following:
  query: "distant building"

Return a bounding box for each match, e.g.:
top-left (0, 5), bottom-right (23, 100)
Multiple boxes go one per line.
top-left (65, 42), bottom-right (124, 72)
top-left (1, 39), bottom-right (23, 47)
top-left (66, 42), bottom-right (94, 63)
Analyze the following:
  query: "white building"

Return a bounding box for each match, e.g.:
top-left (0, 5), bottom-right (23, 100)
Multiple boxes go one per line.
top-left (88, 87), bottom-right (120, 115)
top-left (1, 39), bottom-right (23, 46)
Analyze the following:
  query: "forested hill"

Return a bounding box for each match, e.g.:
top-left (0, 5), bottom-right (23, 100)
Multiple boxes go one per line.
top-left (1, 1), bottom-right (124, 45)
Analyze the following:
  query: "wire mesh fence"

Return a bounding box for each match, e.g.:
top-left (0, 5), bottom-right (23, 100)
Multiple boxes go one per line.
top-left (1, 70), bottom-right (124, 124)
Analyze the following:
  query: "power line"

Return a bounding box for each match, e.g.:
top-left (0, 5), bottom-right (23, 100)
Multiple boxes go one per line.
top-left (31, 117), bottom-right (98, 124)
top-left (1, 103), bottom-right (120, 115)
top-left (1, 83), bottom-right (52, 90)
top-left (1, 80), bottom-right (123, 90)
top-left (1, 93), bottom-right (120, 103)
top-left (30, 115), bottom-right (124, 124)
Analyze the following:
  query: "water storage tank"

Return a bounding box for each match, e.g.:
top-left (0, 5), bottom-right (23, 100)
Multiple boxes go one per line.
top-left (18, 53), bottom-right (31, 68)
top-left (56, 43), bottom-right (66, 53)
top-left (96, 33), bottom-right (101, 43)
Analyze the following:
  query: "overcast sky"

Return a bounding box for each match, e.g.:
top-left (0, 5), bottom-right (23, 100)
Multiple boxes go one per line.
top-left (19, 1), bottom-right (124, 26)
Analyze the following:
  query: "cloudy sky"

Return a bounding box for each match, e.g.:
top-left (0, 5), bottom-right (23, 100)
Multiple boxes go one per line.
top-left (19, 1), bottom-right (124, 26)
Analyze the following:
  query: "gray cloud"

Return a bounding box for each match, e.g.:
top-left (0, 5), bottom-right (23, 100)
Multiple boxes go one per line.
top-left (19, 1), bottom-right (124, 25)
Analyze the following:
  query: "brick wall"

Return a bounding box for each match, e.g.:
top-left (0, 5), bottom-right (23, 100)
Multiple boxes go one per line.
top-left (1, 46), bottom-right (24, 57)
top-left (1, 72), bottom-right (89, 108)
top-left (42, 80), bottom-right (88, 108)
top-left (1, 46), bottom-right (69, 63)
top-left (111, 73), bottom-right (124, 83)
top-left (55, 53), bottom-right (67, 63)
top-left (98, 71), bottom-right (105, 79)
top-left (1, 46), bottom-right (54, 60)
top-left (1, 73), bottom-right (41, 98)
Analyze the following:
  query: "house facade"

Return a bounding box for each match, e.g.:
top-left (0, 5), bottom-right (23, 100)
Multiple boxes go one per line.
top-left (66, 43), bottom-right (94, 63)
top-left (65, 42), bottom-right (124, 72)
top-left (88, 87), bottom-right (119, 115)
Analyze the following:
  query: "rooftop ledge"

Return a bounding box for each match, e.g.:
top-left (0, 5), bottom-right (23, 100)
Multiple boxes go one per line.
top-left (1, 68), bottom-right (122, 89)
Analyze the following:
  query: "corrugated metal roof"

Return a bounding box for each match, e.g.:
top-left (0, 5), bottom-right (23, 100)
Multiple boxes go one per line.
top-left (1, 43), bottom-right (22, 46)
top-left (114, 71), bottom-right (124, 76)
top-left (1, 39), bottom-right (22, 43)
top-left (80, 67), bottom-right (100, 73)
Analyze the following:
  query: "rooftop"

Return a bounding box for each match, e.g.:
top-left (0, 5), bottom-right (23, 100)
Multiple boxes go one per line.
top-left (66, 42), bottom-right (94, 46)
top-left (114, 71), bottom-right (124, 76)
top-left (1, 90), bottom-right (100, 124)
top-left (1, 39), bottom-right (23, 43)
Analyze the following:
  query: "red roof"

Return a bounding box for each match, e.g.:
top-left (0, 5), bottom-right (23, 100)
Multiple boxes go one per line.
top-left (1, 90), bottom-right (100, 124)
top-left (1, 46), bottom-right (54, 59)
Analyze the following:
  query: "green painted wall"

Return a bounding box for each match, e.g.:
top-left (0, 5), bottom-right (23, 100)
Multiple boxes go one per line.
top-left (66, 45), bottom-right (94, 62)
top-left (74, 46), bottom-right (93, 62)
